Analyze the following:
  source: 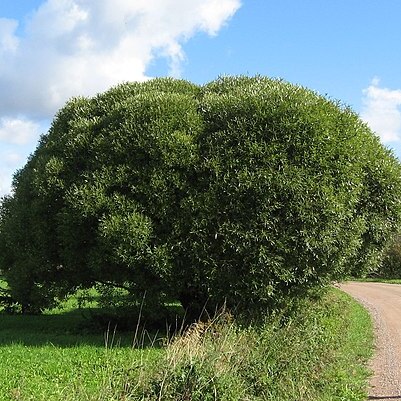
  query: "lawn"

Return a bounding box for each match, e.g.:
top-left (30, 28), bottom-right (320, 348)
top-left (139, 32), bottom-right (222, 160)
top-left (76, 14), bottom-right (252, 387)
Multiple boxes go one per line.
top-left (0, 289), bottom-right (163, 401)
top-left (0, 285), bottom-right (373, 400)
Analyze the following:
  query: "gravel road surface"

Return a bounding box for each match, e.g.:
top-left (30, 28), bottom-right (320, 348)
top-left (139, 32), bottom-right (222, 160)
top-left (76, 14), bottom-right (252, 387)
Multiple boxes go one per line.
top-left (340, 282), bottom-right (401, 400)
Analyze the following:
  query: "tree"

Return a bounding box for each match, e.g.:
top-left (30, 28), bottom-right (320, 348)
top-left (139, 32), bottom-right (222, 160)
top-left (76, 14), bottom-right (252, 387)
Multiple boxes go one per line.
top-left (370, 234), bottom-right (401, 279)
top-left (175, 77), bottom-right (401, 315)
top-left (1, 76), bottom-right (401, 317)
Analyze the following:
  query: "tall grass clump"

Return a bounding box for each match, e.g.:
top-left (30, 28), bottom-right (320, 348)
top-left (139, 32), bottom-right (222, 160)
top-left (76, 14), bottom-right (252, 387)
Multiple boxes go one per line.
top-left (143, 313), bottom-right (255, 401)
top-left (132, 288), bottom-right (372, 401)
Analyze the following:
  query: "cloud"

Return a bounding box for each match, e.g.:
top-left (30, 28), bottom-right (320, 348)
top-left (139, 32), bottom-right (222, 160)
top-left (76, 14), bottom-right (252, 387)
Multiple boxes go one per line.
top-left (0, 117), bottom-right (41, 145)
top-left (361, 78), bottom-right (401, 143)
top-left (0, 0), bottom-right (241, 119)
top-left (0, 0), bottom-right (241, 196)
top-left (0, 18), bottom-right (19, 54)
top-left (0, 151), bottom-right (24, 196)
top-left (0, 150), bottom-right (24, 196)
top-left (3, 151), bottom-right (23, 167)
top-left (0, 171), bottom-right (11, 197)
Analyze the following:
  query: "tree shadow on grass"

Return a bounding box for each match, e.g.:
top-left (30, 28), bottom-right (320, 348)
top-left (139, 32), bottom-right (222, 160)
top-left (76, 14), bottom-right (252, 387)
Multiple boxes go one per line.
top-left (0, 306), bottom-right (182, 349)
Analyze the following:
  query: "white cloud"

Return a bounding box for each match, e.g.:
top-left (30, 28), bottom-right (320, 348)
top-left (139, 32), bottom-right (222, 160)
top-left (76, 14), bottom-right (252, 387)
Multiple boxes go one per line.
top-left (0, 152), bottom-right (24, 196)
top-left (0, 0), bottom-right (241, 196)
top-left (0, 0), bottom-right (241, 119)
top-left (0, 171), bottom-right (11, 197)
top-left (198, 0), bottom-right (239, 36)
top-left (361, 78), bottom-right (401, 143)
top-left (0, 117), bottom-right (41, 145)
top-left (4, 151), bottom-right (23, 167)
top-left (0, 18), bottom-right (19, 54)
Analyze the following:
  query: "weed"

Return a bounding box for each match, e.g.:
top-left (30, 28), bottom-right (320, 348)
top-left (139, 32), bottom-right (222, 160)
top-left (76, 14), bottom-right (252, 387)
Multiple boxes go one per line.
top-left (0, 286), bottom-right (372, 400)
top-left (132, 288), bottom-right (373, 401)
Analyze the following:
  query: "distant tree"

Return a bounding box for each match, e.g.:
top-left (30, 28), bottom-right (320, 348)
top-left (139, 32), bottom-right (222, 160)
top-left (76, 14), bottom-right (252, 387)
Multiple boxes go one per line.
top-left (1, 76), bottom-right (401, 317)
top-left (371, 234), bottom-right (401, 279)
top-left (0, 160), bottom-right (64, 313)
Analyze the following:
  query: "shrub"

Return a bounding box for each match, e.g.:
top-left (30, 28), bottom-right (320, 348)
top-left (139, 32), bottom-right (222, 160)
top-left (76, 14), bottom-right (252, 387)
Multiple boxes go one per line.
top-left (174, 77), bottom-right (401, 315)
top-left (0, 78), bottom-right (202, 312)
top-left (371, 234), bottom-right (401, 278)
top-left (1, 76), bottom-right (400, 316)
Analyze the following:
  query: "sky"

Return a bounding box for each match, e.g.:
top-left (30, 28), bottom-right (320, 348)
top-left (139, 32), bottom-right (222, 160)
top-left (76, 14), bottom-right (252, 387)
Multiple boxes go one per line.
top-left (0, 0), bottom-right (401, 195)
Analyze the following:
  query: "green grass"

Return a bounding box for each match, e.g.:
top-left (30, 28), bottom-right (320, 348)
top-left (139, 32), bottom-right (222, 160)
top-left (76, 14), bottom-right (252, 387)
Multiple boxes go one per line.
top-left (0, 343), bottom-right (160, 401)
top-left (350, 276), bottom-right (401, 284)
top-left (0, 286), bottom-right (373, 400)
top-left (262, 288), bottom-right (374, 401)
top-left (316, 289), bottom-right (374, 400)
top-left (0, 288), bottom-right (164, 401)
top-left (132, 288), bottom-right (373, 401)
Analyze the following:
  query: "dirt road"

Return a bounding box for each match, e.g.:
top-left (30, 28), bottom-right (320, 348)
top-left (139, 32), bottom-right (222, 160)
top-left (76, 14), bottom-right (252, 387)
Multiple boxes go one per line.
top-left (340, 282), bottom-right (401, 400)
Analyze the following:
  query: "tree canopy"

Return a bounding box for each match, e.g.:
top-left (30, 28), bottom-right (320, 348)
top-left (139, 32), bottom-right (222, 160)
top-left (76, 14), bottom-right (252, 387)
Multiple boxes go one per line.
top-left (1, 76), bottom-right (401, 316)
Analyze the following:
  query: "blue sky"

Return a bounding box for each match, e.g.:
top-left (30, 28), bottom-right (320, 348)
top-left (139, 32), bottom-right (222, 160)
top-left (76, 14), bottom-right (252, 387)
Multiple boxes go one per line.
top-left (0, 0), bottom-right (401, 195)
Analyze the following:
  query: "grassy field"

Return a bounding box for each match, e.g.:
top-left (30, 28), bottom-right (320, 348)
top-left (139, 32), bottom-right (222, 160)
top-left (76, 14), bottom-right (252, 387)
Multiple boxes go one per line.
top-left (352, 277), bottom-right (401, 284)
top-left (0, 306), bottom-right (162, 400)
top-left (0, 286), bottom-right (373, 400)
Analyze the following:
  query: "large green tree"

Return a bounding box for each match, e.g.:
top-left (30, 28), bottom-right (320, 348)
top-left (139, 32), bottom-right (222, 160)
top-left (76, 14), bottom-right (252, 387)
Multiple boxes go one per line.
top-left (1, 76), bottom-right (401, 316)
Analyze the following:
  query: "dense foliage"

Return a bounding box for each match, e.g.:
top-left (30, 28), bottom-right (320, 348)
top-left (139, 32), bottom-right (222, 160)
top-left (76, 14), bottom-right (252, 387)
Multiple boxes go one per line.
top-left (370, 234), bottom-right (401, 279)
top-left (1, 76), bottom-right (401, 315)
